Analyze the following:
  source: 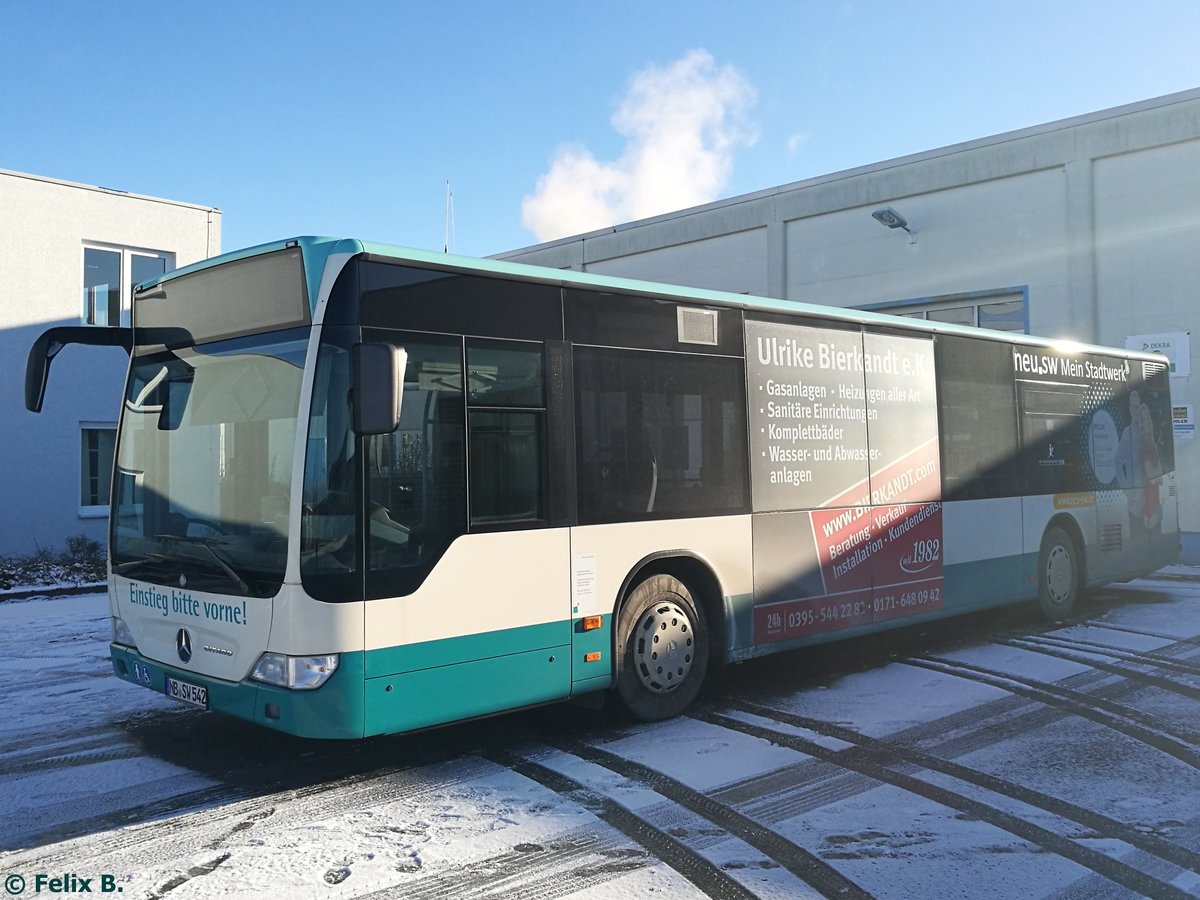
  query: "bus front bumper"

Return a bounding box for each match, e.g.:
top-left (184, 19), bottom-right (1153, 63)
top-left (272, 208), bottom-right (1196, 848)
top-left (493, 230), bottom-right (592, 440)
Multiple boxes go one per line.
top-left (109, 644), bottom-right (366, 740)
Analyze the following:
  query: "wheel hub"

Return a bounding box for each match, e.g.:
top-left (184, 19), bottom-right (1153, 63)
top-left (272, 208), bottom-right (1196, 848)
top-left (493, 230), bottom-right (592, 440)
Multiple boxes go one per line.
top-left (633, 600), bottom-right (695, 694)
top-left (1046, 544), bottom-right (1072, 605)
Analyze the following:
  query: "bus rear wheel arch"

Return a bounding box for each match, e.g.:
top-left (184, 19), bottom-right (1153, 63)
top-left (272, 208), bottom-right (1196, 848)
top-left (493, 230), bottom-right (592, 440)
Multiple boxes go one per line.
top-left (613, 573), bottom-right (710, 721)
top-left (1037, 523), bottom-right (1083, 620)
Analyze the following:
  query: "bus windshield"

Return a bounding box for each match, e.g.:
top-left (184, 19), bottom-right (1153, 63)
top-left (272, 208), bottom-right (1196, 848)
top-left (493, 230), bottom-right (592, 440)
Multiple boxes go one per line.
top-left (111, 329), bottom-right (309, 597)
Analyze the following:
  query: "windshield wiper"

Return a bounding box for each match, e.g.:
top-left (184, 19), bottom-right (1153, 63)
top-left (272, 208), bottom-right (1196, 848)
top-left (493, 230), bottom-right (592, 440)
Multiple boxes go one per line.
top-left (157, 534), bottom-right (251, 596)
top-left (112, 552), bottom-right (171, 577)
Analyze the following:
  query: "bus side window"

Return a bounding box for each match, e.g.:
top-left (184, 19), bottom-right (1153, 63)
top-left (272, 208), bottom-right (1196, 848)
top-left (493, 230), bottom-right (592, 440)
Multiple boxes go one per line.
top-left (935, 335), bottom-right (1021, 500)
top-left (574, 347), bottom-right (748, 523)
top-left (1135, 362), bottom-right (1175, 477)
top-left (301, 335), bottom-right (359, 596)
top-left (466, 340), bottom-right (546, 527)
top-left (1018, 382), bottom-right (1089, 494)
top-left (364, 333), bottom-right (466, 598)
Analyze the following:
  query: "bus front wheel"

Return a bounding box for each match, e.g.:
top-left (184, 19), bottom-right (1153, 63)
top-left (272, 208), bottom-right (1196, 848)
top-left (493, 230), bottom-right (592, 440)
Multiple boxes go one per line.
top-left (1038, 525), bottom-right (1080, 620)
top-left (614, 574), bottom-right (709, 722)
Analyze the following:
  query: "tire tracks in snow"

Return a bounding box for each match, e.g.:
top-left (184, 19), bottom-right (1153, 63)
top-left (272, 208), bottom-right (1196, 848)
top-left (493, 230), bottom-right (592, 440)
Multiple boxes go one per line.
top-left (7, 741), bottom-right (472, 864)
top-left (484, 750), bottom-right (759, 900)
top-left (1002, 633), bottom-right (1200, 694)
top-left (905, 654), bottom-right (1200, 769)
top-left (693, 708), bottom-right (1193, 899)
top-left (500, 738), bottom-right (870, 899)
top-left (710, 701), bottom-right (1200, 889)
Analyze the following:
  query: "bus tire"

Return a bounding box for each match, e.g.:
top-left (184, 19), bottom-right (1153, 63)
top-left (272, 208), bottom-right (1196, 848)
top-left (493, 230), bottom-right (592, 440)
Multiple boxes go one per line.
top-left (614, 574), bottom-right (709, 722)
top-left (1037, 525), bottom-right (1080, 620)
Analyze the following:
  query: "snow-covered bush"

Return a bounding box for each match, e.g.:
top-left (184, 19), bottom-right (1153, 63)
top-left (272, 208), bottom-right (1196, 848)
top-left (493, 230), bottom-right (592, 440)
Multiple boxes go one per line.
top-left (0, 536), bottom-right (106, 590)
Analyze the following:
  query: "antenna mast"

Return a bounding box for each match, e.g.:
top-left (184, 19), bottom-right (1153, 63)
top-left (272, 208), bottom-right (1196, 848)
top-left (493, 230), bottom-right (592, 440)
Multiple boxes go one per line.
top-left (444, 181), bottom-right (456, 253)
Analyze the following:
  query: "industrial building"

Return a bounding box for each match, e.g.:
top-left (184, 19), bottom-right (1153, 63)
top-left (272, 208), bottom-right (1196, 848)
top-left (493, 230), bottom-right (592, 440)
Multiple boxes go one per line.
top-left (0, 169), bottom-right (219, 557)
top-left (499, 88), bottom-right (1200, 552)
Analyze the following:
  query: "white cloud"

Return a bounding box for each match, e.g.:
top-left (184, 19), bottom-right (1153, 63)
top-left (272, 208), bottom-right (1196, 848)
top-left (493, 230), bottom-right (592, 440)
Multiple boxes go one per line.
top-left (521, 50), bottom-right (757, 243)
top-left (787, 133), bottom-right (811, 156)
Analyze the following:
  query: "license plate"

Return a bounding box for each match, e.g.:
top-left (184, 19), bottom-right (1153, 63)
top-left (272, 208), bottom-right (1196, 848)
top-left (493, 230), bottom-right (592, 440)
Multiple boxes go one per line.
top-left (165, 675), bottom-right (209, 709)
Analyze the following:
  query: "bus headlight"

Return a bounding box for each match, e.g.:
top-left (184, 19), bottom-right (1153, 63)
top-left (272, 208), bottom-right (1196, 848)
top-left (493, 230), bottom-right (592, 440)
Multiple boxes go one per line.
top-left (111, 617), bottom-right (137, 649)
top-left (250, 653), bottom-right (339, 690)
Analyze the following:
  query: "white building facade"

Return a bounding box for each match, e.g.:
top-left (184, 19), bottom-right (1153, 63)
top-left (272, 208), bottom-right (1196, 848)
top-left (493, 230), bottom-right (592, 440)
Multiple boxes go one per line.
top-left (0, 169), bottom-right (219, 557)
top-left (499, 89), bottom-right (1200, 550)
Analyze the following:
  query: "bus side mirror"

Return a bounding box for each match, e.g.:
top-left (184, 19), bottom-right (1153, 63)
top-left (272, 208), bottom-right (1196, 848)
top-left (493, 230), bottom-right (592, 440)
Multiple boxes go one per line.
top-left (26, 326), bottom-right (132, 412)
top-left (352, 343), bottom-right (407, 435)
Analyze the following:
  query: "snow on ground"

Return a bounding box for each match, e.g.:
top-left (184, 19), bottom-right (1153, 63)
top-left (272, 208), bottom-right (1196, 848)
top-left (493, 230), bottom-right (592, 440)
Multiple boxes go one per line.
top-left (120, 761), bottom-right (655, 900)
top-left (753, 658), bottom-right (1013, 739)
top-left (604, 716), bottom-right (802, 791)
top-left (0, 592), bottom-right (217, 845)
top-left (2, 574), bottom-right (1200, 898)
top-left (0, 592), bottom-right (173, 736)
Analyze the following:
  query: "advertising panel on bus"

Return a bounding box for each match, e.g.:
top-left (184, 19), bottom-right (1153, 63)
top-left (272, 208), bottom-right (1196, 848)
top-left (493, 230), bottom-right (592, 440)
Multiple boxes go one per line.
top-left (746, 320), bottom-right (943, 643)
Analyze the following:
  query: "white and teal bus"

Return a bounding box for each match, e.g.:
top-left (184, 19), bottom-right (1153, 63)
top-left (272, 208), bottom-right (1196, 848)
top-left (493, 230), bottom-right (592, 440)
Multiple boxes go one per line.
top-left (27, 237), bottom-right (1179, 738)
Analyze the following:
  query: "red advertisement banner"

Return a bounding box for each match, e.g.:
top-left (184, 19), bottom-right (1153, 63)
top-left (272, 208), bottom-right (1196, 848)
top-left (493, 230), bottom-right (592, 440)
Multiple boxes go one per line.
top-left (753, 503), bottom-right (944, 643)
top-left (754, 442), bottom-right (945, 643)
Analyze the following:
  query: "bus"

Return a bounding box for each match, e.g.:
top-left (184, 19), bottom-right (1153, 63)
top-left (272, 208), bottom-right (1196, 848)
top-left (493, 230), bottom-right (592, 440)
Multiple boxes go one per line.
top-left (26, 237), bottom-right (1180, 739)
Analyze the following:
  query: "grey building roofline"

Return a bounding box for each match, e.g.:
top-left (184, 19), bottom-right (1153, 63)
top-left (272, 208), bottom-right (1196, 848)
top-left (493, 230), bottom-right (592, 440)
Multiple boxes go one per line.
top-left (498, 86), bottom-right (1200, 257)
top-left (0, 167), bottom-right (221, 214)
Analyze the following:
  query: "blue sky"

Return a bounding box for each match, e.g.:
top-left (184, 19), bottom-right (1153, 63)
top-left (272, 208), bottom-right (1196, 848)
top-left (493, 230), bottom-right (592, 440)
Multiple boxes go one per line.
top-left (3, 1), bottom-right (1199, 258)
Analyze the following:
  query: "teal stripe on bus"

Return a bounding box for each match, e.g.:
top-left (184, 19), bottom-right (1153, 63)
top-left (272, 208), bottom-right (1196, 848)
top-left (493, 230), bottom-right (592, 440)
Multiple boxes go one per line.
top-left (365, 620), bottom-right (572, 678)
top-left (942, 553), bottom-right (1037, 610)
top-left (365, 644), bottom-right (570, 735)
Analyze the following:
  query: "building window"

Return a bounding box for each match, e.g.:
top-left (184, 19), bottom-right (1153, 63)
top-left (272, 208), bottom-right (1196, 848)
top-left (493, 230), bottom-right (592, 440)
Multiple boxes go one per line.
top-left (861, 290), bottom-right (1028, 334)
top-left (81, 425), bottom-right (116, 512)
top-left (83, 244), bottom-right (171, 327)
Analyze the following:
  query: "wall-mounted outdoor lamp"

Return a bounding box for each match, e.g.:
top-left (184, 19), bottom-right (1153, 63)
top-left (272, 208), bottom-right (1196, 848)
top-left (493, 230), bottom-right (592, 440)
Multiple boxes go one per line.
top-left (872, 207), bottom-right (917, 244)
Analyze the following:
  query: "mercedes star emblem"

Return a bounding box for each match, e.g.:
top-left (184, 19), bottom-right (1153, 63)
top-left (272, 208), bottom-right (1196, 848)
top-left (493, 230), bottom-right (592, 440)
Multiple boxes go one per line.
top-left (176, 628), bottom-right (193, 663)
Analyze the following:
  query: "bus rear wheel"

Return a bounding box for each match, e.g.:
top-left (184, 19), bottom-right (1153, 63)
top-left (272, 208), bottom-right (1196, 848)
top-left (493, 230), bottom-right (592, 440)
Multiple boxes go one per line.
top-left (614, 574), bottom-right (709, 722)
top-left (1038, 525), bottom-right (1080, 620)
